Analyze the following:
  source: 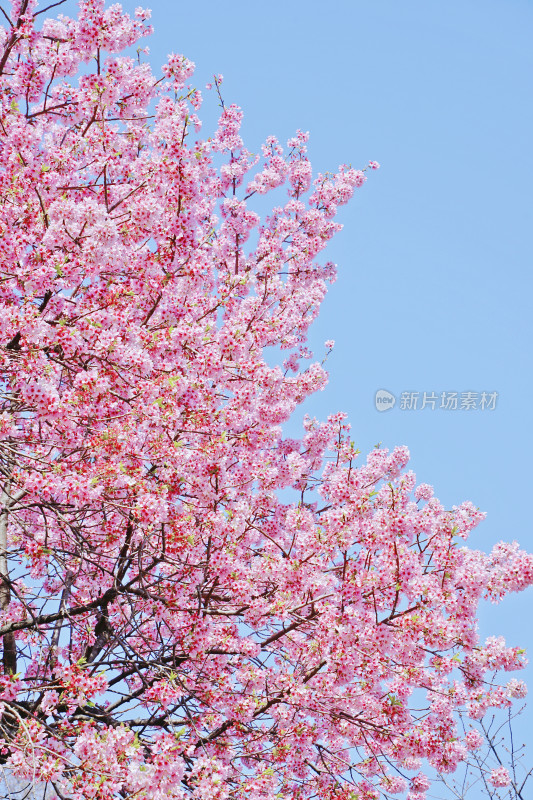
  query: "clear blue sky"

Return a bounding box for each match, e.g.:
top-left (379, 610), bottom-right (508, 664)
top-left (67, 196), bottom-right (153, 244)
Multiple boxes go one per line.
top-left (70, 0), bottom-right (533, 782)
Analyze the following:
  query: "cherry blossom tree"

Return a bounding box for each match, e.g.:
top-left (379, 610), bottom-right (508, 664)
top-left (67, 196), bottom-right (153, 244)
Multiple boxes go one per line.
top-left (0, 1), bottom-right (532, 799)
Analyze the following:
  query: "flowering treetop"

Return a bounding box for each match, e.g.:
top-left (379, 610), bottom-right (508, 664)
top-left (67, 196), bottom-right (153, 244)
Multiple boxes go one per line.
top-left (0, 2), bottom-right (531, 799)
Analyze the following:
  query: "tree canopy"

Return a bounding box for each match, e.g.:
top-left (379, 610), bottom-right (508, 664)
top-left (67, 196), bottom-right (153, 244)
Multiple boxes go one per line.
top-left (0, 2), bottom-right (531, 799)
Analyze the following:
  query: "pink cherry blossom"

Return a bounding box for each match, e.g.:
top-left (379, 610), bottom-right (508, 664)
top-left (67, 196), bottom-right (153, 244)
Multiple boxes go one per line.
top-left (465, 729), bottom-right (484, 751)
top-left (488, 766), bottom-right (511, 787)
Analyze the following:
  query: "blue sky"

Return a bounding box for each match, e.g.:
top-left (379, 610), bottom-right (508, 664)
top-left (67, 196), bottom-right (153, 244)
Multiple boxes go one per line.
top-left (131, 0), bottom-right (533, 754)
top-left (51, 0), bottom-right (533, 786)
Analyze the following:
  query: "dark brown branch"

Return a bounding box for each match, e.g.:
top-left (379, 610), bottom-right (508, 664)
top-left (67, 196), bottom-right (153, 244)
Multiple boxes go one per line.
top-left (0, 0), bottom-right (29, 77)
top-left (34, 0), bottom-right (68, 17)
top-left (260, 611), bottom-right (317, 648)
top-left (0, 589), bottom-right (117, 638)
